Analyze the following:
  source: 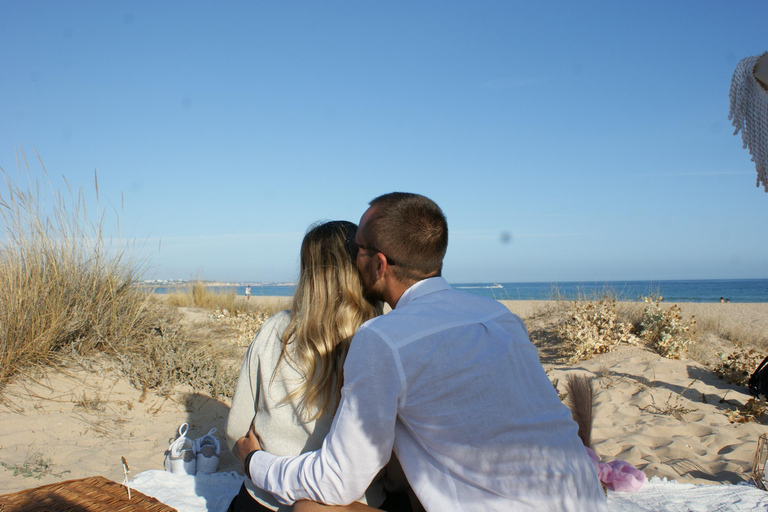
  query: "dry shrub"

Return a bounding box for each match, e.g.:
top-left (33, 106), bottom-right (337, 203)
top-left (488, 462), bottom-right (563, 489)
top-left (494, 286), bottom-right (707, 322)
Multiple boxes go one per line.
top-left (210, 309), bottom-right (271, 346)
top-left (557, 298), bottom-right (633, 362)
top-left (640, 392), bottom-right (697, 421)
top-left (713, 348), bottom-right (764, 386)
top-left (616, 302), bottom-right (644, 329)
top-left (113, 319), bottom-right (237, 399)
top-left (726, 398), bottom-right (768, 424)
top-left (638, 295), bottom-right (694, 359)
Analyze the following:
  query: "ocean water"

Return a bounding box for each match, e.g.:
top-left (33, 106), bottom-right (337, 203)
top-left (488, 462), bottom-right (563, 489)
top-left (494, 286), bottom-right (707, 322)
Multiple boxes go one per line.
top-left (151, 279), bottom-right (768, 303)
top-left (453, 279), bottom-right (768, 303)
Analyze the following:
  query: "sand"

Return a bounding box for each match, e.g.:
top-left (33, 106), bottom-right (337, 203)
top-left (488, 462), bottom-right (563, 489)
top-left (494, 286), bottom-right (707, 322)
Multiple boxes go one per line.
top-left (1, 299), bottom-right (767, 495)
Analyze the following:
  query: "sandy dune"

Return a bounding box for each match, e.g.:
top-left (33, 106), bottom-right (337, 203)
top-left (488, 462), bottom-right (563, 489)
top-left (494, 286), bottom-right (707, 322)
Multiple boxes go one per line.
top-left (1, 299), bottom-right (766, 495)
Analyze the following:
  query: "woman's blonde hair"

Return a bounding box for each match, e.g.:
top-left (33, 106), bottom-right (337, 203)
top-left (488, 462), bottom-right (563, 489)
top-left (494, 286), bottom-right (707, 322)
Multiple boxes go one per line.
top-left (278, 220), bottom-right (381, 421)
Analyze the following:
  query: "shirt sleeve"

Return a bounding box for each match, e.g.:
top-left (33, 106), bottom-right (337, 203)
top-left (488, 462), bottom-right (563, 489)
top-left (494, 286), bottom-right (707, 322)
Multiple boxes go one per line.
top-left (249, 326), bottom-right (402, 505)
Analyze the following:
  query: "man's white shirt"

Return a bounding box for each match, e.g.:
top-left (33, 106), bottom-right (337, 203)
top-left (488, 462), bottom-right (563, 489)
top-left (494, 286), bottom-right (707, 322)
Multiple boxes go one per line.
top-left (249, 277), bottom-right (607, 511)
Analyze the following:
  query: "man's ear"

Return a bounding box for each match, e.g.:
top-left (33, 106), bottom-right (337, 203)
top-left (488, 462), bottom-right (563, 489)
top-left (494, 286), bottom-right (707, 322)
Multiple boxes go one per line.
top-left (373, 252), bottom-right (388, 280)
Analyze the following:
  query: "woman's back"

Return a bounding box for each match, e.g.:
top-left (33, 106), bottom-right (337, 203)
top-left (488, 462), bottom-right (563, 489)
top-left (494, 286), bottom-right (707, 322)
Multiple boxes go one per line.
top-left (226, 311), bottom-right (385, 510)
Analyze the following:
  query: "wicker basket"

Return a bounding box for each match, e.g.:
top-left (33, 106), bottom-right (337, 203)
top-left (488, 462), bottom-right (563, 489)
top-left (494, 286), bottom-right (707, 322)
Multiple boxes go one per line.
top-left (0, 476), bottom-right (177, 512)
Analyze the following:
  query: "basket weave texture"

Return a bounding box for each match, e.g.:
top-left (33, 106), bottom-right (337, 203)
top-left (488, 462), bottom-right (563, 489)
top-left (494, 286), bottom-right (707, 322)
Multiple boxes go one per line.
top-left (0, 476), bottom-right (177, 512)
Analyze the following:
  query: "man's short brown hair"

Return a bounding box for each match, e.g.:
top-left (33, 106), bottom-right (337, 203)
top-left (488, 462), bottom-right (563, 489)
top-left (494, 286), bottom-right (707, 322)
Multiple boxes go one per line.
top-left (365, 192), bottom-right (448, 282)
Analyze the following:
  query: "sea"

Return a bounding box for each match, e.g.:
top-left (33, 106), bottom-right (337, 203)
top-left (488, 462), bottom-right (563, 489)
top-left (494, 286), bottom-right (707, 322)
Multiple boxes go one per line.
top-left (150, 278), bottom-right (768, 303)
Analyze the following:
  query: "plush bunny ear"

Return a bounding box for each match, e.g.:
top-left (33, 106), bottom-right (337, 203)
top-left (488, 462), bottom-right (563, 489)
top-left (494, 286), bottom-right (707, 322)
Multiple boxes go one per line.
top-left (755, 53), bottom-right (768, 88)
top-left (564, 374), bottom-right (595, 449)
top-left (749, 355), bottom-right (768, 400)
top-left (728, 52), bottom-right (768, 192)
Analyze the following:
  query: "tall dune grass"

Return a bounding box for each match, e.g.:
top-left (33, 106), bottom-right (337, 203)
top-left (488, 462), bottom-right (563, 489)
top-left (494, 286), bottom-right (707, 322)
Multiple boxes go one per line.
top-left (165, 281), bottom-right (239, 312)
top-left (0, 151), bottom-right (162, 388)
top-left (0, 152), bottom-right (240, 398)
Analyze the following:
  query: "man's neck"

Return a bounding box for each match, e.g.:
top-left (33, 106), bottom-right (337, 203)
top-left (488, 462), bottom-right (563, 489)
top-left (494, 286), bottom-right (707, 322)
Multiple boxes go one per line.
top-left (384, 271), bottom-right (443, 308)
top-left (383, 279), bottom-right (417, 309)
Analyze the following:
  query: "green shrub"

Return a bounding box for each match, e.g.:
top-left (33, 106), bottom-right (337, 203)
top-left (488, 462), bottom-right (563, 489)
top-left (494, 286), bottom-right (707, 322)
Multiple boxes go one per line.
top-left (557, 297), bottom-right (633, 362)
top-left (713, 348), bottom-right (764, 386)
top-left (113, 319), bottom-right (237, 399)
top-left (638, 295), bottom-right (694, 359)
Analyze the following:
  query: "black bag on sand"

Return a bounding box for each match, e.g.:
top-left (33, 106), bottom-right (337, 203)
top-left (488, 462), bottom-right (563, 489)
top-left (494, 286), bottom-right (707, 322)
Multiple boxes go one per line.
top-left (748, 355), bottom-right (768, 399)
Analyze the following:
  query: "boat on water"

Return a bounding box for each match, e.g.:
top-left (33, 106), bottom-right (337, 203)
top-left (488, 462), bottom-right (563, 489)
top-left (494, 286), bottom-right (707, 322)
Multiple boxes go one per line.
top-left (490, 283), bottom-right (503, 289)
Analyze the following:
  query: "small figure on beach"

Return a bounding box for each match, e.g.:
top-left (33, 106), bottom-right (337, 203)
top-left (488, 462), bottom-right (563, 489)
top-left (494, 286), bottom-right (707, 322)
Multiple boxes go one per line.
top-left (244, 285), bottom-right (251, 300)
top-left (235, 193), bottom-right (607, 511)
top-left (721, 297), bottom-right (725, 303)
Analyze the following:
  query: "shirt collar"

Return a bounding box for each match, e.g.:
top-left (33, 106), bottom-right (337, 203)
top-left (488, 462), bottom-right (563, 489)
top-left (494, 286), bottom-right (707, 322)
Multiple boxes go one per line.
top-left (395, 277), bottom-right (451, 309)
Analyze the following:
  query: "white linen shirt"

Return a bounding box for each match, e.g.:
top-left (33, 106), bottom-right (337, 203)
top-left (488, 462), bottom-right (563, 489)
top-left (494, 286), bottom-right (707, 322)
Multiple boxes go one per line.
top-left (250, 277), bottom-right (608, 511)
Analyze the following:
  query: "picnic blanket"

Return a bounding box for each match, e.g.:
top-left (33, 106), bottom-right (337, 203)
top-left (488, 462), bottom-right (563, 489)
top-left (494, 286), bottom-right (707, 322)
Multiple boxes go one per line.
top-left (130, 470), bottom-right (768, 512)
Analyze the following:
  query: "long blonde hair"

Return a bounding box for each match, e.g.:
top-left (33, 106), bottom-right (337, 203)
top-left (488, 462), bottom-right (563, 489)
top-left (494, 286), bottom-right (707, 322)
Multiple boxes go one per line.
top-left (278, 220), bottom-right (381, 421)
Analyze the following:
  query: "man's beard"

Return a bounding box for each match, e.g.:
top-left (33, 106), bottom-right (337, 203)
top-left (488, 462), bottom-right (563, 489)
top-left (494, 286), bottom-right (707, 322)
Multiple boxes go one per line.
top-left (361, 266), bottom-right (385, 303)
top-left (364, 287), bottom-right (385, 304)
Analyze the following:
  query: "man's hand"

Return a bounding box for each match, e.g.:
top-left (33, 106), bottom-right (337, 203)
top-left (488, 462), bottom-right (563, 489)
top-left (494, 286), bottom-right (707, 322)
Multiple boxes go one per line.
top-left (235, 427), bottom-right (262, 465)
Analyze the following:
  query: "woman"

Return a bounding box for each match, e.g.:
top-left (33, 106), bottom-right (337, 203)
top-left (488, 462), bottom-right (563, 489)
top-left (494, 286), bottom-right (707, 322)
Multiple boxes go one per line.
top-left (226, 220), bottom-right (385, 512)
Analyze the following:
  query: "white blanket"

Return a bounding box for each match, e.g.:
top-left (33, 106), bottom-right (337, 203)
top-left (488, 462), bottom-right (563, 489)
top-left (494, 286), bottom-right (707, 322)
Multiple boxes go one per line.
top-left (130, 471), bottom-right (768, 512)
top-left (607, 477), bottom-right (768, 512)
top-left (130, 470), bottom-right (242, 512)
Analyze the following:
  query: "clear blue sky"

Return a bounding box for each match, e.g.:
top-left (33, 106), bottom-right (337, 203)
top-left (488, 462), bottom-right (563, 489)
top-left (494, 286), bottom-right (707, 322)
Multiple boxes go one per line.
top-left (2, 1), bottom-right (767, 283)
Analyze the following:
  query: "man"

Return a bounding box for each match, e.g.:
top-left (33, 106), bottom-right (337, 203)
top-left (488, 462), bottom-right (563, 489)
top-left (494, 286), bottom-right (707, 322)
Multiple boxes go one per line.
top-left (237, 193), bottom-right (607, 511)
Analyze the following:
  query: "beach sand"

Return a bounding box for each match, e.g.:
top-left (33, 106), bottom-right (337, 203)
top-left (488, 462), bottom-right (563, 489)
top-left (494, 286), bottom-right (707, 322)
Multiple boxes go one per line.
top-left (1, 298), bottom-right (767, 494)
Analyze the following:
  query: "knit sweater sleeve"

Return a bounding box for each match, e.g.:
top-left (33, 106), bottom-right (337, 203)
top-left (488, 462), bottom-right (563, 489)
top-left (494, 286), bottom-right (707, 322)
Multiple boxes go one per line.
top-left (225, 311), bottom-right (289, 453)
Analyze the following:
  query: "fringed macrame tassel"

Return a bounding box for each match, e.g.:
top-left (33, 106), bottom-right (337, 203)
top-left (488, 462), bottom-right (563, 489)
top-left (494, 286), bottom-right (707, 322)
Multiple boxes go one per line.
top-left (565, 374), bottom-right (595, 449)
top-left (728, 52), bottom-right (768, 192)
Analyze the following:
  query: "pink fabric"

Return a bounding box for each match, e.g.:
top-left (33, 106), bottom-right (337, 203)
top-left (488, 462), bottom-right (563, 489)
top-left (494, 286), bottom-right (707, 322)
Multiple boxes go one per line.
top-left (586, 447), bottom-right (646, 492)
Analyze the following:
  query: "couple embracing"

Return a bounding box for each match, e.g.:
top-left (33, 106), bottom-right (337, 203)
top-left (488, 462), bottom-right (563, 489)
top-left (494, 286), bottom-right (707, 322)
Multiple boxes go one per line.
top-left (225, 193), bottom-right (607, 512)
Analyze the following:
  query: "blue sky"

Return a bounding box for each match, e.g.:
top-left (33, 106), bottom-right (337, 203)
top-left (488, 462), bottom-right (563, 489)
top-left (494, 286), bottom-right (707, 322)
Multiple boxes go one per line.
top-left (1, 1), bottom-right (767, 283)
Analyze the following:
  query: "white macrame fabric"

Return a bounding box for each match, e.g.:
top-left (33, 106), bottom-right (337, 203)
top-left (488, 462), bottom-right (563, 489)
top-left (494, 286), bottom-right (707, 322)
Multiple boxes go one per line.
top-left (728, 52), bottom-right (768, 192)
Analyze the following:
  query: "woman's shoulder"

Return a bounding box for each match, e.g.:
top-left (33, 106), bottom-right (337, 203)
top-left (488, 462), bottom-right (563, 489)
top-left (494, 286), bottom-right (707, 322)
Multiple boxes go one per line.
top-left (262, 309), bottom-right (292, 328)
top-left (249, 309), bottom-right (291, 343)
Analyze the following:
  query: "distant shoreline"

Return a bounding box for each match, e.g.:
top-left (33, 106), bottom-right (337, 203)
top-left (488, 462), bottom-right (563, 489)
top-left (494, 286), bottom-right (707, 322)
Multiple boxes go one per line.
top-left (139, 281), bottom-right (296, 287)
top-left (141, 278), bottom-right (768, 303)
